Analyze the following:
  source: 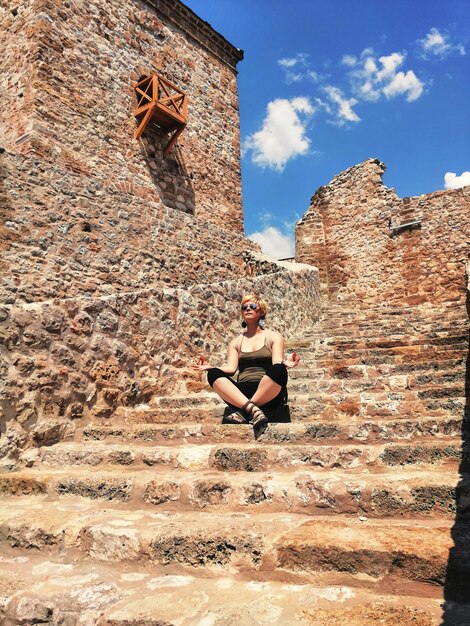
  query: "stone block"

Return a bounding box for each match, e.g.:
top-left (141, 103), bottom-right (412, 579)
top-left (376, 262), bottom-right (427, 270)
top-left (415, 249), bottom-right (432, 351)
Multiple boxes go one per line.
top-left (82, 525), bottom-right (141, 561)
top-left (55, 478), bottom-right (132, 501)
top-left (144, 480), bottom-right (181, 505)
top-left (189, 480), bottom-right (232, 507)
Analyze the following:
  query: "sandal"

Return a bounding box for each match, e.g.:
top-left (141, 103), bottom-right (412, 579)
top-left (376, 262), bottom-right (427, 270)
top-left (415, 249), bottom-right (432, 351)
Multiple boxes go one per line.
top-left (224, 409), bottom-right (248, 424)
top-left (243, 401), bottom-right (269, 438)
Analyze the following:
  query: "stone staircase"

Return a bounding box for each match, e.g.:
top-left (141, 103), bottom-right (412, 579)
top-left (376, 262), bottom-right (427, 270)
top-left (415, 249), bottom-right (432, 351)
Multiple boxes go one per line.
top-left (1, 302), bottom-right (469, 625)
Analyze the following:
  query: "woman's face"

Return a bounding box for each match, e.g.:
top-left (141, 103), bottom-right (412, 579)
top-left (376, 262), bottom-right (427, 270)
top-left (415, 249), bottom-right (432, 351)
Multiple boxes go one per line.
top-left (241, 300), bottom-right (262, 323)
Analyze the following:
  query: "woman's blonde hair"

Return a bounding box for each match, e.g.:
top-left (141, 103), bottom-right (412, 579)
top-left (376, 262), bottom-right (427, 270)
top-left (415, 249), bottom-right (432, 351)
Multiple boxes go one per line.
top-left (241, 293), bottom-right (267, 319)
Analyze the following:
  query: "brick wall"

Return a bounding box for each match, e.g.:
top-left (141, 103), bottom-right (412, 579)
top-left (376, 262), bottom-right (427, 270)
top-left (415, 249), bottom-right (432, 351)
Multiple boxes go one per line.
top-left (0, 0), bottom-right (244, 232)
top-left (296, 158), bottom-right (470, 307)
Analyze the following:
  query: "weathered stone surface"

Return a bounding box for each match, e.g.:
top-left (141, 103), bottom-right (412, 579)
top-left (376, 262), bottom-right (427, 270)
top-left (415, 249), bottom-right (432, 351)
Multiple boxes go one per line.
top-left (144, 480), bottom-right (181, 505)
top-left (0, 422), bottom-right (28, 463)
top-left (82, 525), bottom-right (141, 561)
top-left (150, 531), bottom-right (262, 567)
top-left (296, 158), bottom-right (470, 306)
top-left (242, 482), bottom-right (273, 505)
top-left (31, 421), bottom-right (73, 446)
top-left (0, 475), bottom-right (47, 496)
top-left (210, 447), bottom-right (268, 472)
top-left (2, 523), bottom-right (61, 550)
top-left (7, 595), bottom-right (53, 623)
top-left (371, 485), bottom-right (458, 516)
top-left (189, 480), bottom-right (232, 507)
top-left (1, 263), bottom-right (320, 440)
top-left (380, 444), bottom-right (461, 466)
top-left (55, 478), bottom-right (132, 501)
top-left (302, 603), bottom-right (437, 626)
top-left (276, 519), bottom-right (454, 584)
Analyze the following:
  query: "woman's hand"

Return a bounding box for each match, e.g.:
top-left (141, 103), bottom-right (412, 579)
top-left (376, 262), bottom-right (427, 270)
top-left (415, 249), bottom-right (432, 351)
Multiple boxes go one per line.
top-left (190, 356), bottom-right (212, 372)
top-left (283, 351), bottom-right (300, 369)
top-left (190, 363), bottom-right (212, 372)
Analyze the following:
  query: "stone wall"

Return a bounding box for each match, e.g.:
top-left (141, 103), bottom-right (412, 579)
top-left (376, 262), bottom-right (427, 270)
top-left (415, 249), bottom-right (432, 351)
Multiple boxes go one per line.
top-left (0, 0), bottom-right (38, 150)
top-left (0, 0), bottom-right (244, 232)
top-left (296, 158), bottom-right (470, 306)
top-left (1, 151), bottom-right (268, 305)
top-left (0, 0), bottom-right (324, 464)
top-left (0, 263), bottom-right (320, 459)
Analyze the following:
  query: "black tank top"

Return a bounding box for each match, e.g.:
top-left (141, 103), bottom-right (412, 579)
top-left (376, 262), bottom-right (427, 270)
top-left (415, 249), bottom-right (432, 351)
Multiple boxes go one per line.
top-left (237, 336), bottom-right (272, 383)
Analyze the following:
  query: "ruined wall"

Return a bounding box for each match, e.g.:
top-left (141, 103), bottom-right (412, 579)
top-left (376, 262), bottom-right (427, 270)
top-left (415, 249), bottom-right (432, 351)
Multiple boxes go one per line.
top-left (0, 0), bottom-right (244, 232)
top-left (0, 263), bottom-right (320, 460)
top-left (296, 158), bottom-right (470, 306)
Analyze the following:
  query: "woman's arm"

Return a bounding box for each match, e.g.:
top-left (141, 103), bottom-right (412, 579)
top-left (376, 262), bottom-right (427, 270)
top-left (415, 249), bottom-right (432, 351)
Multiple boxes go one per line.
top-left (268, 330), bottom-right (300, 368)
top-left (270, 331), bottom-right (284, 364)
top-left (218, 337), bottom-right (239, 374)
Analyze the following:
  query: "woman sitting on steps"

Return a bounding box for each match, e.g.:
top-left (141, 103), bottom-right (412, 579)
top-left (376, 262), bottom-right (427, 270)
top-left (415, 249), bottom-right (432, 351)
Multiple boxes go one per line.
top-left (191, 293), bottom-right (300, 438)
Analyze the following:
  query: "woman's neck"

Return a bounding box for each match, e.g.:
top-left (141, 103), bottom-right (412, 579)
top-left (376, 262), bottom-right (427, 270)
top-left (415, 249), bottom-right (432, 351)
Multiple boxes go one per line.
top-left (244, 322), bottom-right (263, 337)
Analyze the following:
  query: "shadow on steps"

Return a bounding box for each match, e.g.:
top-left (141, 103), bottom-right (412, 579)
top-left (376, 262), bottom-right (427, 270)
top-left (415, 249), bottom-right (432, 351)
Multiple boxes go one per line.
top-left (441, 289), bottom-right (470, 625)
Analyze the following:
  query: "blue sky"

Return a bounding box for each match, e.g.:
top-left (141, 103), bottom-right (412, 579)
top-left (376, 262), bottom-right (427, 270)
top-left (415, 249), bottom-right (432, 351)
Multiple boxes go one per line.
top-left (185, 0), bottom-right (469, 258)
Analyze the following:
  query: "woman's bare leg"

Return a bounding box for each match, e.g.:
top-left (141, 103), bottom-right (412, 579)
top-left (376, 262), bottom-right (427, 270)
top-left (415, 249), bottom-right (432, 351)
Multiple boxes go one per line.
top-left (212, 377), bottom-right (249, 408)
top-left (250, 375), bottom-right (282, 407)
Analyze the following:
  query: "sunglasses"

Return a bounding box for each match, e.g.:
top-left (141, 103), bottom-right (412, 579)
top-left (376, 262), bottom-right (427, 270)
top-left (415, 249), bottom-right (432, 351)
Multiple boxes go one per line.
top-left (241, 303), bottom-right (258, 311)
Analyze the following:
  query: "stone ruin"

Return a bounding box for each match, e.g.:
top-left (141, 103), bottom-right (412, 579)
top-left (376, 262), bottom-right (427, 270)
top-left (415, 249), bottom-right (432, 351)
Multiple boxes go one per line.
top-left (0, 0), bottom-right (469, 624)
top-left (296, 157), bottom-right (469, 308)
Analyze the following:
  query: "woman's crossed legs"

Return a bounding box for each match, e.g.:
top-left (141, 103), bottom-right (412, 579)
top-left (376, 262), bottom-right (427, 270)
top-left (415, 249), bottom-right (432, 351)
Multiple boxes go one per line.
top-left (207, 364), bottom-right (287, 429)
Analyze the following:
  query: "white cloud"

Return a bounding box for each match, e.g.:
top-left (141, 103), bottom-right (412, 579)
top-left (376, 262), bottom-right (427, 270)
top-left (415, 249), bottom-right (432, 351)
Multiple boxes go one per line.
top-left (383, 70), bottom-right (424, 102)
top-left (278, 57), bottom-right (299, 68)
top-left (349, 50), bottom-right (425, 103)
top-left (444, 171), bottom-right (470, 189)
top-left (277, 53), bottom-right (324, 84)
top-left (277, 53), bottom-right (310, 83)
top-left (419, 28), bottom-right (466, 59)
top-left (243, 97), bottom-right (314, 171)
top-left (248, 226), bottom-right (295, 259)
top-left (323, 86), bottom-right (360, 125)
top-left (375, 52), bottom-right (404, 82)
top-left (259, 209), bottom-right (275, 227)
top-left (341, 54), bottom-right (357, 67)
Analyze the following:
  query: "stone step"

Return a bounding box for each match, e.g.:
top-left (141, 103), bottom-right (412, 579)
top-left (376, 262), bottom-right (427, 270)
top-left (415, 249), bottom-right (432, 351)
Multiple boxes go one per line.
top-left (1, 544), bottom-right (459, 626)
top-left (0, 499), bottom-right (466, 588)
top-left (309, 332), bottom-right (469, 351)
top-left (20, 439), bottom-right (465, 474)
top-left (182, 364), bottom-right (466, 395)
top-left (290, 359), bottom-right (466, 381)
top-left (306, 343), bottom-right (469, 363)
top-left (80, 415), bottom-right (466, 446)
top-left (142, 389), bottom-right (469, 410)
top-left (310, 349), bottom-right (467, 369)
top-left (0, 467), bottom-right (467, 517)
top-left (275, 517), bottom-right (470, 588)
top-left (315, 304), bottom-right (463, 319)
top-left (293, 321), bottom-right (469, 342)
top-left (107, 392), bottom-right (467, 425)
top-left (302, 322), bottom-right (468, 341)
top-left (307, 306), bottom-right (465, 324)
top-left (288, 372), bottom-right (468, 394)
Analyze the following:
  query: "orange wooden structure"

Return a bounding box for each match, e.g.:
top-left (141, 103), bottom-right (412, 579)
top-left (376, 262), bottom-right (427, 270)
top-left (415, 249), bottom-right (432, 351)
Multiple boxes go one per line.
top-left (133, 74), bottom-right (188, 155)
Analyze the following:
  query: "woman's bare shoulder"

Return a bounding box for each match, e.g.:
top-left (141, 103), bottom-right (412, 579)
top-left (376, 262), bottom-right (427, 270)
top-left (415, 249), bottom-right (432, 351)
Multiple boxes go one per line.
top-left (229, 334), bottom-right (244, 349)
